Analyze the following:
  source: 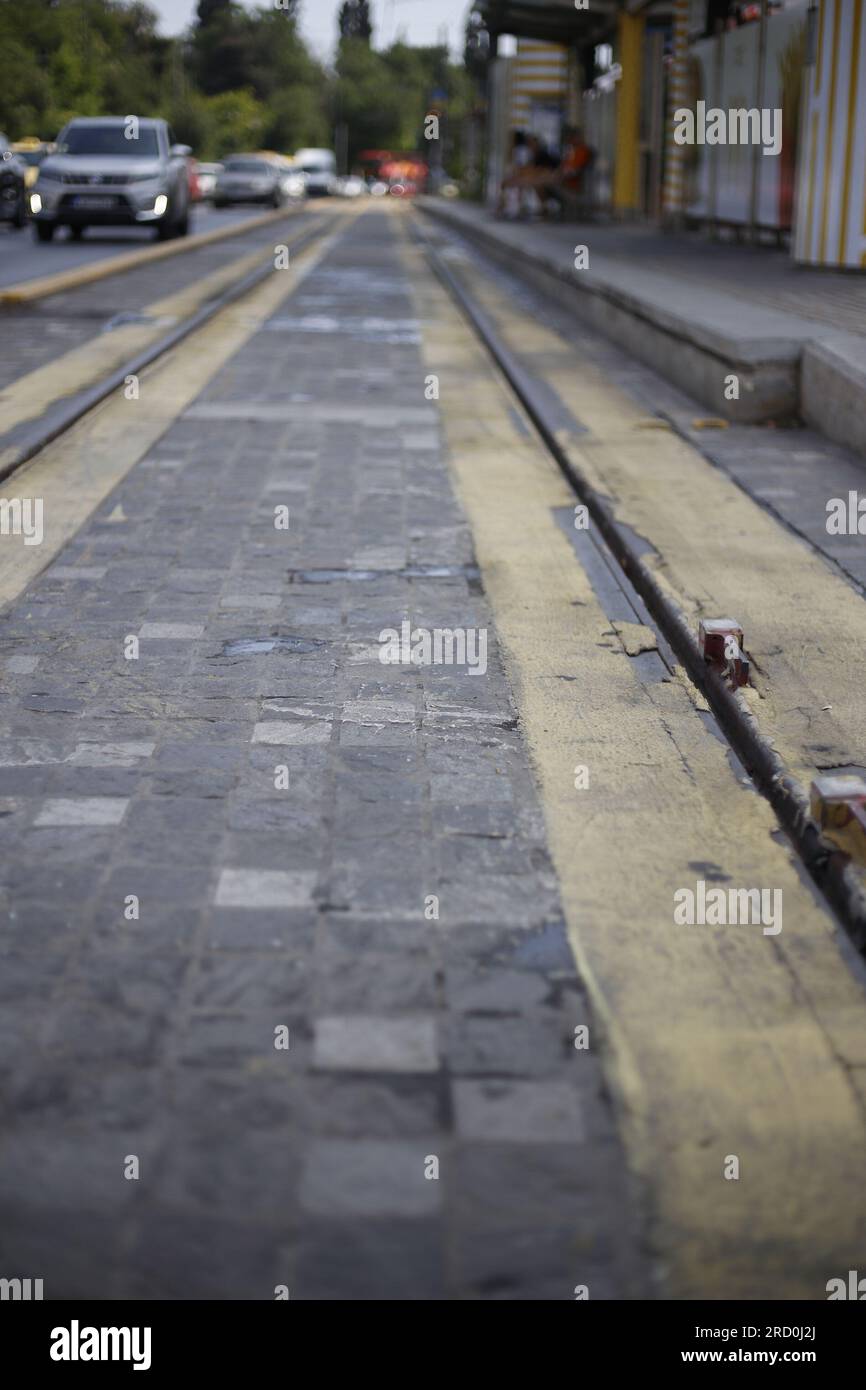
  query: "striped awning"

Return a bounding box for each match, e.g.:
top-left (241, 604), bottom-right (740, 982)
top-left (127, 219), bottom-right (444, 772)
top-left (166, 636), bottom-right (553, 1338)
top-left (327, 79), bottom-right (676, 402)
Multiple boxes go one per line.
top-left (509, 37), bottom-right (569, 123)
top-left (478, 0), bottom-right (618, 44)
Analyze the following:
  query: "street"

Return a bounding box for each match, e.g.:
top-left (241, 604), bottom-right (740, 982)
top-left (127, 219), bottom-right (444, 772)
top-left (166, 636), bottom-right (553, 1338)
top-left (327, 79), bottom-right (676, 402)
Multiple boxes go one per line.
top-left (1, 196), bottom-right (865, 1304)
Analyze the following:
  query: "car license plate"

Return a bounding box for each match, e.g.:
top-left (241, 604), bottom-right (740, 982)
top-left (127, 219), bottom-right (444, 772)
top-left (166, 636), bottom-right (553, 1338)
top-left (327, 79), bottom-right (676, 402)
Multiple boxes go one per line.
top-left (72, 195), bottom-right (116, 209)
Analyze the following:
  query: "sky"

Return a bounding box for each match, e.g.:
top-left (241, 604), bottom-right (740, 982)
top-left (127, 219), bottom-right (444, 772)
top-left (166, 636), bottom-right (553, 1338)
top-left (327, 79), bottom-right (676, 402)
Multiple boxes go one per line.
top-left (146, 0), bottom-right (473, 63)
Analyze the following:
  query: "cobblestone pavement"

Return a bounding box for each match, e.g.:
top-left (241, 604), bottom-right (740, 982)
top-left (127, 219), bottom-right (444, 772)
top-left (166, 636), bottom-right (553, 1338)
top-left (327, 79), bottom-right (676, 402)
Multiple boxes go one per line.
top-left (0, 210), bottom-right (647, 1299)
top-left (0, 206), bottom-right (319, 392)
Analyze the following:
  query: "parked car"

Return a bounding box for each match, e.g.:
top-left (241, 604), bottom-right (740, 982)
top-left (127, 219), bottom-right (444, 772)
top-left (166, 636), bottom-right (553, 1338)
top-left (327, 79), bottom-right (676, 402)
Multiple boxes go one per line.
top-left (194, 161), bottom-right (223, 201)
top-left (30, 116), bottom-right (191, 242)
top-left (294, 148), bottom-right (337, 196)
top-left (0, 135), bottom-right (26, 228)
top-left (253, 150), bottom-right (305, 200)
top-left (10, 137), bottom-right (56, 189)
top-left (213, 155), bottom-right (286, 208)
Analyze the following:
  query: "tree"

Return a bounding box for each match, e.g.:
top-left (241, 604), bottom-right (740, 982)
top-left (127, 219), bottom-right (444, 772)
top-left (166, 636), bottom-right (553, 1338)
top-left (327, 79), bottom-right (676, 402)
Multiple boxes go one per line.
top-left (0, 0), bottom-right (168, 139)
top-left (0, 0), bottom-right (472, 175)
top-left (201, 87), bottom-right (265, 156)
top-left (196, 0), bottom-right (232, 23)
top-left (193, 6), bottom-right (253, 96)
top-left (333, 38), bottom-right (403, 164)
top-left (338, 1), bottom-right (372, 44)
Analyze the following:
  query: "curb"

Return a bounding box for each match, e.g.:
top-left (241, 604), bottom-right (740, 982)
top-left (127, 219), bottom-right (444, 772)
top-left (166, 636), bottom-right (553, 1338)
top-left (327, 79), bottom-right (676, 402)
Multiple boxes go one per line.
top-left (417, 199), bottom-right (800, 425)
top-left (418, 199), bottom-right (866, 461)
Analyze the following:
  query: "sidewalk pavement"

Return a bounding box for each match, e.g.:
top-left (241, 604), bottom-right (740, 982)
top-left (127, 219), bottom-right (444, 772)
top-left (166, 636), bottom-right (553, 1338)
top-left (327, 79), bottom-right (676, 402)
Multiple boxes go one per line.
top-left (420, 199), bottom-right (866, 460)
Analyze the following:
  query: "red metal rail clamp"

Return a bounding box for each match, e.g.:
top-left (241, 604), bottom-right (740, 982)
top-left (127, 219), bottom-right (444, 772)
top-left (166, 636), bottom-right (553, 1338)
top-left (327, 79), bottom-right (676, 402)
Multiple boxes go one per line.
top-left (698, 618), bottom-right (749, 689)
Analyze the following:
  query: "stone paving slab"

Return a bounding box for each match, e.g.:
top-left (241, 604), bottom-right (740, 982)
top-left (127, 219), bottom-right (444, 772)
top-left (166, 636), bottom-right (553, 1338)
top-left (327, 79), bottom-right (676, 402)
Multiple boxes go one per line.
top-left (0, 209), bottom-right (318, 392)
top-left (0, 209), bottom-right (646, 1300)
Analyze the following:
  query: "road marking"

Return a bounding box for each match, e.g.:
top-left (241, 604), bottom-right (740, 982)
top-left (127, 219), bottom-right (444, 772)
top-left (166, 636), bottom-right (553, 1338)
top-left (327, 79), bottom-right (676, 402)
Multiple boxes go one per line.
top-left (407, 232), bottom-right (866, 1298)
top-left (0, 222), bottom-right (346, 612)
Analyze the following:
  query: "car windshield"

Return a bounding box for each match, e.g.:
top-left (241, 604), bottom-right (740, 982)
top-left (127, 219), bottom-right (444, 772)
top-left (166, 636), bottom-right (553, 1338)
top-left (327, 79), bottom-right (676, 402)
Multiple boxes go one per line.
top-left (301, 163), bottom-right (329, 173)
top-left (224, 160), bottom-right (269, 174)
top-left (58, 125), bottom-right (160, 157)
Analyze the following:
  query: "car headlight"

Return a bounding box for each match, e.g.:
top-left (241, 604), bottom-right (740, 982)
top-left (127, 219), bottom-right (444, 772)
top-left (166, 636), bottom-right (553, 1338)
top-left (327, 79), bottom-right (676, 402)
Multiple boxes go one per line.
top-left (127, 171), bottom-right (160, 183)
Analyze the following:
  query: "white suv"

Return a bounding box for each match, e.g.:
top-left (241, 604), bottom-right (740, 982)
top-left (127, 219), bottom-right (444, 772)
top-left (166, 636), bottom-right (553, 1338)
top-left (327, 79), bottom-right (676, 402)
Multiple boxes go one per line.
top-left (31, 116), bottom-right (191, 242)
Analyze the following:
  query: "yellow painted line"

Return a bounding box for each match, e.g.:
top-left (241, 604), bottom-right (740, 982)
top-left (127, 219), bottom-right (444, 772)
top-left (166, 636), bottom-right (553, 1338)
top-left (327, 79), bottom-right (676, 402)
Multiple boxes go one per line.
top-left (0, 223), bottom-right (326, 449)
top-left (0, 203), bottom-right (302, 306)
top-left (839, 0), bottom-right (862, 263)
top-left (436, 240), bottom-right (866, 804)
top-left (807, 110), bottom-right (819, 262)
top-left (816, 0), bottom-right (825, 97)
top-left (819, 0), bottom-right (842, 264)
top-left (0, 221), bottom-right (346, 610)
top-left (405, 231), bottom-right (866, 1299)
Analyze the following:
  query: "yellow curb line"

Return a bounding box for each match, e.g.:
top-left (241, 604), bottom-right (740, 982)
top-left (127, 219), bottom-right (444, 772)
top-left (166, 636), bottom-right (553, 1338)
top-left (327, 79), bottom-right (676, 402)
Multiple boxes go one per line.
top-left (0, 217), bottom-right (348, 609)
top-left (404, 226), bottom-right (866, 1299)
top-left (0, 204), bottom-right (301, 306)
top-left (0, 239), bottom-right (294, 455)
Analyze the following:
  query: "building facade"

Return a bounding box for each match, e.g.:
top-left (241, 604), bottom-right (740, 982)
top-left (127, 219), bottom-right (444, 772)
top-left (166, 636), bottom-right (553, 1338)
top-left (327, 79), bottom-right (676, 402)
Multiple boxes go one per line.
top-left (477, 0), bottom-right (864, 268)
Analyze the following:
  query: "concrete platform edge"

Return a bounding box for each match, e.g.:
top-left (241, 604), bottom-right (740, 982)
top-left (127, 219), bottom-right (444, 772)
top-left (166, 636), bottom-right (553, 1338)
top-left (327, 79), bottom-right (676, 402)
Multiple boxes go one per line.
top-left (419, 199), bottom-right (866, 456)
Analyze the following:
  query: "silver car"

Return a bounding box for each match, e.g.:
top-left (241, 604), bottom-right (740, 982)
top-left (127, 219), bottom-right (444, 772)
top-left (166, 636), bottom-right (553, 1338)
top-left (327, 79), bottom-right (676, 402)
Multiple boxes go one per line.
top-left (213, 156), bottom-right (286, 209)
top-left (30, 116), bottom-right (191, 242)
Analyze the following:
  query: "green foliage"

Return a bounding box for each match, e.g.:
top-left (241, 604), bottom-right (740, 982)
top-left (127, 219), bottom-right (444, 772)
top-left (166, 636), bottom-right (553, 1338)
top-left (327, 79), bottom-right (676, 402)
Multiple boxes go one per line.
top-left (333, 38), bottom-right (404, 162)
top-left (199, 88), bottom-right (264, 157)
top-left (332, 34), bottom-right (473, 170)
top-left (190, 0), bottom-right (323, 151)
top-left (0, 0), bottom-right (472, 179)
top-left (0, 0), bottom-right (169, 138)
top-left (338, 1), bottom-right (372, 43)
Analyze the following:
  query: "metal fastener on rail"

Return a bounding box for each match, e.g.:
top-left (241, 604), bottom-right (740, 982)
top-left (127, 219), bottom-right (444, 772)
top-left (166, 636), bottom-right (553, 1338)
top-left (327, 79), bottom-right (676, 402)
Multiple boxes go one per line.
top-left (811, 775), bottom-right (866, 865)
top-left (698, 618), bottom-right (749, 689)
